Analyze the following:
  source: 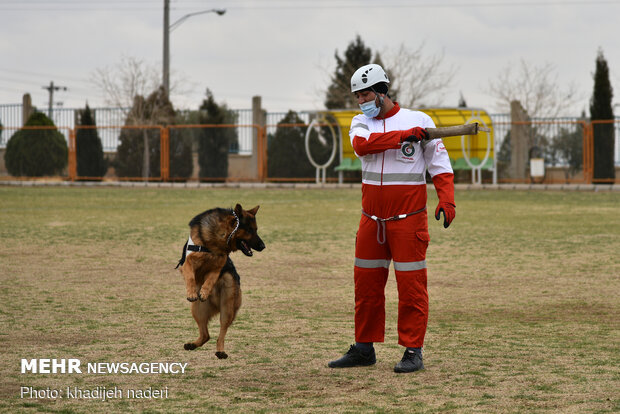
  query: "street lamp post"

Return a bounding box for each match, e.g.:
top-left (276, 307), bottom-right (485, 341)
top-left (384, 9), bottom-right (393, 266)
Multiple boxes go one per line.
top-left (162, 0), bottom-right (225, 96)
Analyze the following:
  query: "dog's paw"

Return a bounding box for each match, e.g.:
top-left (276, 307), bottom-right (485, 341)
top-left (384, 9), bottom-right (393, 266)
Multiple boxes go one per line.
top-left (186, 295), bottom-right (198, 302)
top-left (215, 351), bottom-right (228, 359)
top-left (184, 343), bottom-right (197, 351)
top-left (198, 292), bottom-right (207, 302)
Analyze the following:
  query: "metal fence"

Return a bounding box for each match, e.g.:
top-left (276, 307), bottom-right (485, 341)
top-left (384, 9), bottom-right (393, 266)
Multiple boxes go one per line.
top-left (0, 105), bottom-right (260, 154)
top-left (1, 120), bottom-right (618, 184)
top-left (0, 104), bottom-right (22, 131)
top-left (1, 103), bottom-right (619, 183)
top-left (492, 117), bottom-right (589, 182)
top-left (0, 105), bottom-right (131, 152)
top-left (0, 104), bottom-right (319, 154)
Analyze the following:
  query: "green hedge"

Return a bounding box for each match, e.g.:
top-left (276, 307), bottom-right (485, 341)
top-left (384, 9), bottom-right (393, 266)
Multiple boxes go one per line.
top-left (4, 112), bottom-right (68, 177)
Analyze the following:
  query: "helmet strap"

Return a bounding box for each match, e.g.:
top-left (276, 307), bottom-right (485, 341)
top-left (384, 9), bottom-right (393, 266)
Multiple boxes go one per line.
top-left (371, 86), bottom-right (385, 108)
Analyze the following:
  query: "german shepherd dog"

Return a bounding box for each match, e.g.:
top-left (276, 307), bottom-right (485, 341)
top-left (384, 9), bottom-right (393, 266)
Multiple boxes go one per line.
top-left (176, 204), bottom-right (265, 359)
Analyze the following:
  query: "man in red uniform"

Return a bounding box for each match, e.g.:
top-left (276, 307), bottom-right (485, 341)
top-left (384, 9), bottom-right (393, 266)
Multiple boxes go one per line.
top-left (328, 63), bottom-right (455, 373)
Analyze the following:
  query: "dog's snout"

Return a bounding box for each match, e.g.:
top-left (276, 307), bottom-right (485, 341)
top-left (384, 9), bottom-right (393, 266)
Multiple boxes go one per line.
top-left (254, 236), bottom-right (265, 251)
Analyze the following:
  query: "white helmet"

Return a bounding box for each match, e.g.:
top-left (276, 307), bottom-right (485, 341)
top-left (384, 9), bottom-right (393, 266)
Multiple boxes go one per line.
top-left (350, 63), bottom-right (390, 93)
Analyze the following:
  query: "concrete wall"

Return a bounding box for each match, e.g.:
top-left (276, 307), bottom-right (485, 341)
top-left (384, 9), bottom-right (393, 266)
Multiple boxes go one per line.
top-left (186, 152), bottom-right (255, 181)
top-left (227, 154), bottom-right (254, 181)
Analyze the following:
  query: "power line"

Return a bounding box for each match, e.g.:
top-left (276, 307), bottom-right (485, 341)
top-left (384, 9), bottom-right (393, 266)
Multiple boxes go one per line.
top-left (0, 67), bottom-right (91, 85)
top-left (1, 0), bottom-right (619, 10)
top-left (222, 0), bottom-right (620, 9)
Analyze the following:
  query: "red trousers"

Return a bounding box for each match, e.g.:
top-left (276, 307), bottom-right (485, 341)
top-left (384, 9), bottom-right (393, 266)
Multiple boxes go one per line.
top-left (354, 210), bottom-right (430, 348)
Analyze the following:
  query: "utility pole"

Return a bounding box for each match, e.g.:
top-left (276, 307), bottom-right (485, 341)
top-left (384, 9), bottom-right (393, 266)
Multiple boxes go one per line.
top-left (42, 81), bottom-right (67, 119)
top-left (162, 0), bottom-right (225, 97)
top-left (163, 0), bottom-right (170, 95)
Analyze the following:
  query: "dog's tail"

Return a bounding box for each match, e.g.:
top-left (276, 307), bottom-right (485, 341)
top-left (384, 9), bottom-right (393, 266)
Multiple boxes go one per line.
top-left (175, 240), bottom-right (188, 269)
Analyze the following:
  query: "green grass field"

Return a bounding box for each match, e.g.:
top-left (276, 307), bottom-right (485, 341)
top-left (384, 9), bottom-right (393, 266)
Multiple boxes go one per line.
top-left (0, 186), bottom-right (618, 413)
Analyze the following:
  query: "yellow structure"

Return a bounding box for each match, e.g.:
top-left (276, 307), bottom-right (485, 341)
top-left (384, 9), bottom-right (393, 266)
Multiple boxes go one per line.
top-left (328, 108), bottom-right (494, 173)
top-left (421, 108), bottom-right (494, 171)
top-left (329, 110), bottom-right (363, 171)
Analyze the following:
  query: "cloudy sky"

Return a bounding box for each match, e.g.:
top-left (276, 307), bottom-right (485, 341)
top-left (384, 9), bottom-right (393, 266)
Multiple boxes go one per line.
top-left (1, 0), bottom-right (619, 116)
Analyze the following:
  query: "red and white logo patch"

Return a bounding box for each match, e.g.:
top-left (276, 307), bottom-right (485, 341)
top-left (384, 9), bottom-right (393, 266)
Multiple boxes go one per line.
top-left (436, 142), bottom-right (447, 153)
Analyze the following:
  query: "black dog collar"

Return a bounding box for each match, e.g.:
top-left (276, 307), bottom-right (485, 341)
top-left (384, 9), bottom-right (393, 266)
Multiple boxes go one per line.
top-left (187, 244), bottom-right (210, 253)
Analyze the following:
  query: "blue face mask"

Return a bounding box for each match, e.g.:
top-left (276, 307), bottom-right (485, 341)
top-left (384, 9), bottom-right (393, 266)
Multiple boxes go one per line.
top-left (359, 100), bottom-right (380, 118)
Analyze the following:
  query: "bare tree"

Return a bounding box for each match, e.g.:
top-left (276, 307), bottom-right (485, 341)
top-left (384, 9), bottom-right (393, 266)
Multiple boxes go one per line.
top-left (487, 59), bottom-right (579, 118)
top-left (92, 55), bottom-right (160, 117)
top-left (92, 56), bottom-right (170, 179)
top-left (382, 42), bottom-right (456, 108)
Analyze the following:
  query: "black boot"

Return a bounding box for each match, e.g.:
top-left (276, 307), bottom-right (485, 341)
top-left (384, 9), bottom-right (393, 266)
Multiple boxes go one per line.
top-left (393, 350), bottom-right (424, 373)
top-left (328, 345), bottom-right (376, 368)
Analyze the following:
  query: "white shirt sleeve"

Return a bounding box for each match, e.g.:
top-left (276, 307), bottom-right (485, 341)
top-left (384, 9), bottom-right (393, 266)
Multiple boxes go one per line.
top-left (349, 115), bottom-right (371, 143)
top-left (348, 115), bottom-right (372, 157)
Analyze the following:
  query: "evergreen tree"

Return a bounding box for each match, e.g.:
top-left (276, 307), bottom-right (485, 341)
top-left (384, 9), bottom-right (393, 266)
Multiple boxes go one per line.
top-left (551, 126), bottom-right (583, 178)
top-left (589, 48), bottom-right (615, 181)
top-left (458, 92), bottom-right (468, 108)
top-left (496, 130), bottom-right (511, 179)
top-left (114, 86), bottom-right (187, 179)
top-left (325, 35), bottom-right (386, 109)
top-left (268, 111), bottom-right (313, 178)
top-left (114, 95), bottom-right (161, 178)
top-left (4, 112), bottom-right (67, 176)
top-left (168, 124), bottom-right (193, 179)
top-left (76, 104), bottom-right (107, 178)
top-left (267, 111), bottom-right (337, 179)
top-left (196, 89), bottom-right (238, 179)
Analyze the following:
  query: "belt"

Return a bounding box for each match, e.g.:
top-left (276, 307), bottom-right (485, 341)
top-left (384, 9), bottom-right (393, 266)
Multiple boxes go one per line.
top-left (361, 206), bottom-right (427, 245)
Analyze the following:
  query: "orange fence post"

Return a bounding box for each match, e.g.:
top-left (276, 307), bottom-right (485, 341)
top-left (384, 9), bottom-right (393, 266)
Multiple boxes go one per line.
top-left (263, 126), bottom-right (268, 181)
top-left (583, 123), bottom-right (593, 184)
top-left (68, 128), bottom-right (77, 181)
top-left (160, 126), bottom-right (170, 182)
top-left (257, 125), bottom-right (267, 182)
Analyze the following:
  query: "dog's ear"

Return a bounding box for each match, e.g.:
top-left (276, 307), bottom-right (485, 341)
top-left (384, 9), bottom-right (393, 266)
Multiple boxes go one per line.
top-left (234, 203), bottom-right (243, 217)
top-left (247, 205), bottom-right (260, 216)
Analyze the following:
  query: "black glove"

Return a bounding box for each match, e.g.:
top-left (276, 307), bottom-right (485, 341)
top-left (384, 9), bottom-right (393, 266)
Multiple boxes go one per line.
top-left (435, 202), bottom-right (456, 228)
